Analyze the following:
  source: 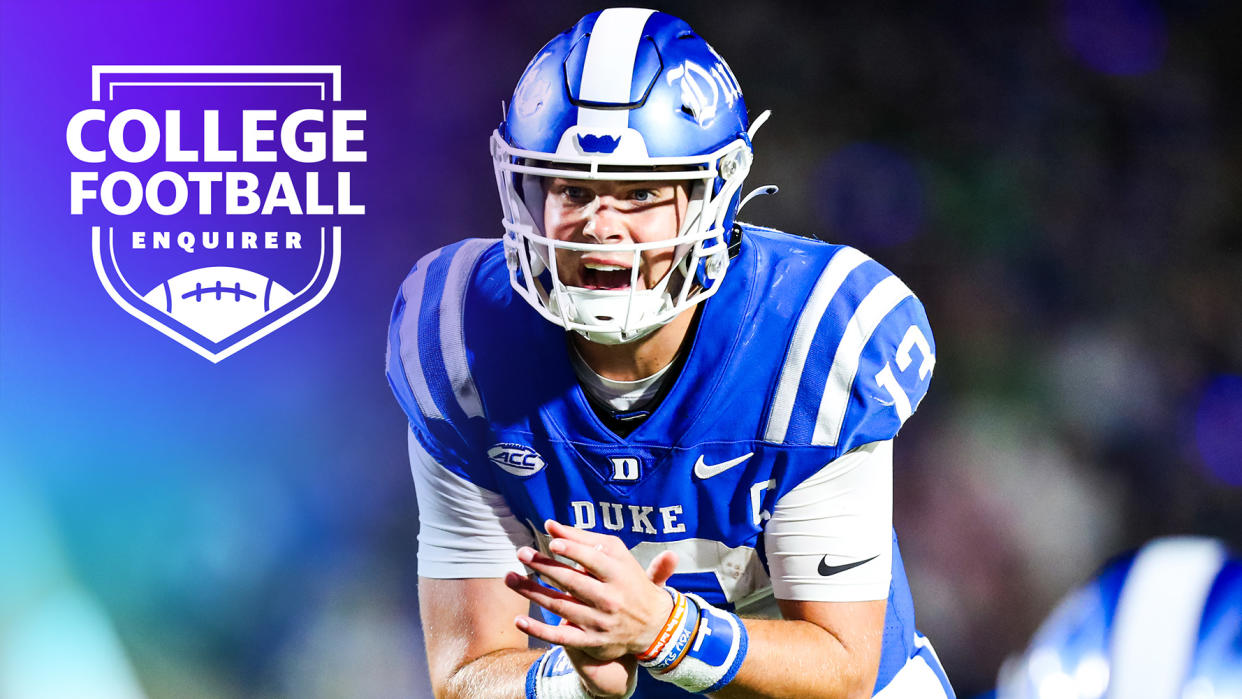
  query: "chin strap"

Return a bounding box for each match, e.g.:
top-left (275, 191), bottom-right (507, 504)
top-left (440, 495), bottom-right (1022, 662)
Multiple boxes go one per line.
top-left (726, 224), bottom-right (744, 259)
top-left (728, 184), bottom-right (779, 259)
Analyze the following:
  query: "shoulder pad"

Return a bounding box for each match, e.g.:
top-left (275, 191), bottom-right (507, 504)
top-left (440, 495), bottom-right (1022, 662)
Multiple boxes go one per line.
top-left (385, 239), bottom-right (498, 468)
top-left (763, 246), bottom-right (934, 451)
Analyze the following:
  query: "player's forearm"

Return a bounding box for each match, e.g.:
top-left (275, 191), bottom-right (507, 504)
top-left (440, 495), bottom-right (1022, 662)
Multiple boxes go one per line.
top-left (707, 617), bottom-right (878, 699)
top-left (432, 647), bottom-right (542, 699)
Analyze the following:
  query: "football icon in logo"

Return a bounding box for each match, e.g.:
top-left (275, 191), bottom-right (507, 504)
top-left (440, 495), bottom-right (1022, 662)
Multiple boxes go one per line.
top-left (142, 267), bottom-right (295, 343)
top-left (94, 225), bottom-right (340, 362)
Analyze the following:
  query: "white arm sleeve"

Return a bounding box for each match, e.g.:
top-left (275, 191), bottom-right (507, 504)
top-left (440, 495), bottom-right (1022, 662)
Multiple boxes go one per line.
top-left (408, 428), bottom-right (534, 579)
top-left (764, 439), bottom-right (893, 602)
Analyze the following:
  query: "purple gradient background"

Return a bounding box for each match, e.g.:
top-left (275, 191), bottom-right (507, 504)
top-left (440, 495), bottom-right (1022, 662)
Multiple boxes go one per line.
top-left (5, 1), bottom-right (672, 693)
top-left (0, 0), bottom-right (551, 694)
top-left (6, 1), bottom-right (1242, 696)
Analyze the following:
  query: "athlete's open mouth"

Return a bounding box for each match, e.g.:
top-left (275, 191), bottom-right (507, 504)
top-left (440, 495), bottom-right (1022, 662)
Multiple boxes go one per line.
top-left (579, 259), bottom-right (633, 290)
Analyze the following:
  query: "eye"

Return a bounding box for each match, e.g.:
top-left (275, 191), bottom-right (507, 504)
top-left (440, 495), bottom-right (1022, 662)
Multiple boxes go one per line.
top-left (562, 185), bottom-right (593, 204)
top-left (629, 188), bottom-right (657, 203)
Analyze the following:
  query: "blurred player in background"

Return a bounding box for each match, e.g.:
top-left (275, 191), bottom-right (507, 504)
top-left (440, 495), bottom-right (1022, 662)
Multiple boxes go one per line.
top-left (388, 8), bottom-right (953, 697)
top-left (995, 536), bottom-right (1242, 699)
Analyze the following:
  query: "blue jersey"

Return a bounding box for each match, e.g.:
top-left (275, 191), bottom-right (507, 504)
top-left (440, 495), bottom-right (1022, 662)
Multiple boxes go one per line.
top-left (387, 225), bottom-right (949, 697)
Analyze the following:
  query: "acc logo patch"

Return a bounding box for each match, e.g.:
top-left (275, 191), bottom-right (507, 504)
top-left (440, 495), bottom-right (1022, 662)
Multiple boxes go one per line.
top-left (487, 443), bottom-right (547, 477)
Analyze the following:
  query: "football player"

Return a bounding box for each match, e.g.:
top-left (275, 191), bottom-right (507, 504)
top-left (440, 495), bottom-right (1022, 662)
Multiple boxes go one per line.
top-left (996, 536), bottom-right (1242, 698)
top-left (387, 9), bottom-right (953, 698)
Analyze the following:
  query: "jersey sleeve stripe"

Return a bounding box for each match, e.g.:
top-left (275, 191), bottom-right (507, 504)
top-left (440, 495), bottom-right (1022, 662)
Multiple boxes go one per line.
top-left (386, 289), bottom-right (422, 424)
top-left (811, 274), bottom-right (914, 446)
top-left (763, 246), bottom-right (870, 443)
top-left (438, 239), bottom-right (492, 420)
top-left (398, 248), bottom-right (445, 421)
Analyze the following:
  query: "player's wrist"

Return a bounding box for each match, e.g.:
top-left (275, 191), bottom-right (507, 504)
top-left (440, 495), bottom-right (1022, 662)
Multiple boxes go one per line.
top-left (563, 646), bottom-right (637, 699)
top-left (577, 670), bottom-right (637, 699)
top-left (634, 585), bottom-right (679, 656)
top-left (527, 646), bottom-right (636, 699)
top-left (637, 588), bottom-right (700, 672)
top-left (641, 591), bottom-right (749, 694)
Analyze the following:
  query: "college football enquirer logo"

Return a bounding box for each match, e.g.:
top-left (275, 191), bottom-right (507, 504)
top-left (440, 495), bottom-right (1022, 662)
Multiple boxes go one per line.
top-left (68, 66), bottom-right (364, 362)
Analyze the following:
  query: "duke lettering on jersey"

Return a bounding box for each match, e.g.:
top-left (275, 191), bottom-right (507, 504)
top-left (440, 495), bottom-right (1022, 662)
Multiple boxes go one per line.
top-left (571, 500), bottom-right (686, 534)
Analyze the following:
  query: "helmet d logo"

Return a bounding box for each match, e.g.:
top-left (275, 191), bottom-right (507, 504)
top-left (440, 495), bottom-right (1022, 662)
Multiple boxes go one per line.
top-left (69, 66), bottom-right (365, 362)
top-left (666, 60), bottom-right (720, 127)
top-left (513, 53), bottom-right (554, 118)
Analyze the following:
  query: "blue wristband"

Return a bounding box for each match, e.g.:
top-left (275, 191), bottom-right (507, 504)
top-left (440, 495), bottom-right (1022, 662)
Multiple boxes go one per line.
top-left (647, 593), bottom-right (749, 694)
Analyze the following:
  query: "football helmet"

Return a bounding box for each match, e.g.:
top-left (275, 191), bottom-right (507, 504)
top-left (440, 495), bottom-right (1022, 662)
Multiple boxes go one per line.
top-left (491, 8), bottom-right (768, 344)
top-left (996, 536), bottom-right (1242, 699)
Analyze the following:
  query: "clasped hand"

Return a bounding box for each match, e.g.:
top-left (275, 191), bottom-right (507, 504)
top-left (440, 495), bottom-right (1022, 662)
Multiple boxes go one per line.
top-left (505, 519), bottom-right (679, 697)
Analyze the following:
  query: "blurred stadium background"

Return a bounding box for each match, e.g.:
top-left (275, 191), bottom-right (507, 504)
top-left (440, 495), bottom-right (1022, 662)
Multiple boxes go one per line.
top-left (2, 0), bottom-right (1240, 696)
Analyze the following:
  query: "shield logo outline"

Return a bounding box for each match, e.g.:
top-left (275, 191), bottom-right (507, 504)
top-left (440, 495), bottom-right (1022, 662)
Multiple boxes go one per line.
top-left (92, 225), bottom-right (341, 363)
top-left (80, 65), bottom-right (352, 363)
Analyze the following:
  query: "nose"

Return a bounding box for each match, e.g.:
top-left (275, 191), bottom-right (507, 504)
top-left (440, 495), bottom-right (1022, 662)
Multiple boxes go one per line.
top-left (582, 198), bottom-right (626, 244)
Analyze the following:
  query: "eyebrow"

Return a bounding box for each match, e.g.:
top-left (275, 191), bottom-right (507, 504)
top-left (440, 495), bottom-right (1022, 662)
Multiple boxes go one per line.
top-left (551, 178), bottom-right (676, 188)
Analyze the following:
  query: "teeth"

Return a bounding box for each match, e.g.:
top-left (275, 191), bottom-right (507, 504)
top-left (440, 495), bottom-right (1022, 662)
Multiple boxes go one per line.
top-left (584, 263), bottom-right (627, 272)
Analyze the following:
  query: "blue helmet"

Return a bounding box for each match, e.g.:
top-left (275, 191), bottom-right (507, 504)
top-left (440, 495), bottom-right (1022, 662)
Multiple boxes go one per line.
top-left (491, 8), bottom-right (768, 344)
top-left (997, 537), bottom-right (1242, 698)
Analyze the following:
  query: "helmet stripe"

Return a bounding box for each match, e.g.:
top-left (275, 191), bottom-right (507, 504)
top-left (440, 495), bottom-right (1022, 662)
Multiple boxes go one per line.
top-left (1109, 537), bottom-right (1226, 698)
top-left (575, 7), bottom-right (654, 134)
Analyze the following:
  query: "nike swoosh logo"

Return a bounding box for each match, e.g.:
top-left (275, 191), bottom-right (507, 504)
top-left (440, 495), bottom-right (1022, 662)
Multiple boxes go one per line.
top-left (818, 555), bottom-right (879, 576)
top-left (693, 452), bottom-right (754, 479)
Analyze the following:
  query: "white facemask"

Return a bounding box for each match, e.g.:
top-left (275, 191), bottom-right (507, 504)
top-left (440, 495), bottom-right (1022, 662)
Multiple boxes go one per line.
top-left (491, 116), bottom-right (767, 344)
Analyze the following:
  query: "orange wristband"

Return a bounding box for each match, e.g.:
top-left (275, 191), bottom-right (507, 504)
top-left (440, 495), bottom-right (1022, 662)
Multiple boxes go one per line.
top-left (636, 588), bottom-right (686, 662)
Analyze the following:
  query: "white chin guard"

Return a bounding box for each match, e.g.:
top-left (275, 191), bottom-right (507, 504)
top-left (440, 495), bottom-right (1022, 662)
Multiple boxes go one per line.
top-left (549, 286), bottom-right (672, 345)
